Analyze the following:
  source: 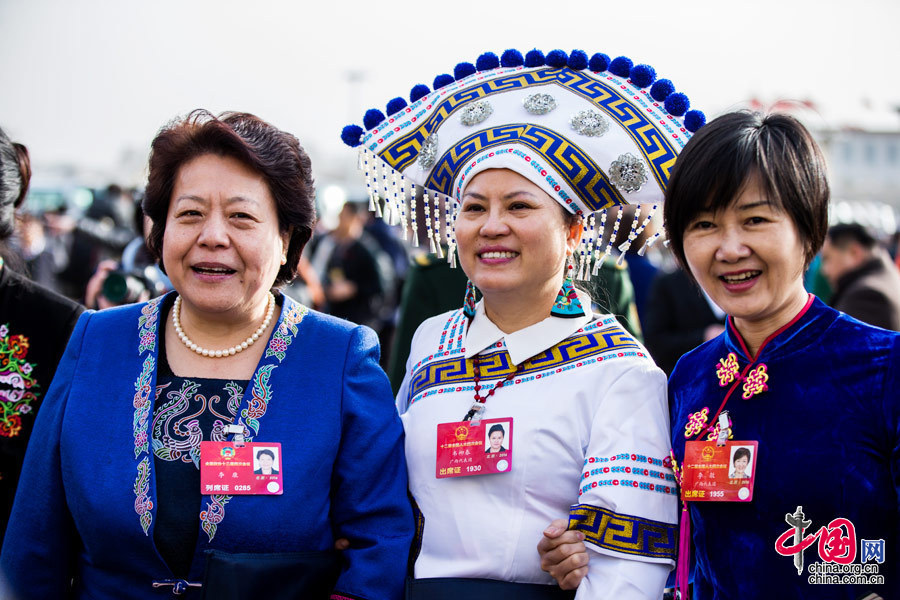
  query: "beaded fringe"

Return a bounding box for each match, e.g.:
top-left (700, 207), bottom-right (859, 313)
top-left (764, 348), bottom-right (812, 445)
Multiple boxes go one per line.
top-left (358, 147), bottom-right (665, 275)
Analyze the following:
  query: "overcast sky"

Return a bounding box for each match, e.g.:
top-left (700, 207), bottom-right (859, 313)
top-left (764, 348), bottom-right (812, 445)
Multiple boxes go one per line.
top-left (1, 0), bottom-right (898, 186)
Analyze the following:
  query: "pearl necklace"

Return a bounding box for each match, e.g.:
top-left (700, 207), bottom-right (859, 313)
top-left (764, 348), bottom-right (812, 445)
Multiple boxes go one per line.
top-left (173, 292), bottom-right (275, 358)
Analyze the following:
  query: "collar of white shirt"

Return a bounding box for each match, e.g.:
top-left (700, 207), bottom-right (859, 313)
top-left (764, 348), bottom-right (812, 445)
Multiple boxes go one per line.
top-left (463, 290), bottom-right (594, 365)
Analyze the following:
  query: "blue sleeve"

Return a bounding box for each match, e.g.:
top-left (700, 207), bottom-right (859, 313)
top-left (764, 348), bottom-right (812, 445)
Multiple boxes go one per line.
top-left (0, 311), bottom-right (92, 599)
top-left (330, 325), bottom-right (413, 600)
top-left (883, 334), bottom-right (900, 582)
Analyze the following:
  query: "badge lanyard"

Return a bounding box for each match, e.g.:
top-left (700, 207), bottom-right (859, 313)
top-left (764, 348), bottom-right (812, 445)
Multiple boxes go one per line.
top-left (462, 354), bottom-right (523, 424)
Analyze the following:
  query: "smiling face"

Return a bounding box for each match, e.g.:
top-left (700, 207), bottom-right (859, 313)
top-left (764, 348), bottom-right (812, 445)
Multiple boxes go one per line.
top-left (455, 169), bottom-right (580, 306)
top-left (733, 455), bottom-right (749, 475)
top-left (489, 430), bottom-right (504, 452)
top-left (163, 153), bottom-right (288, 322)
top-left (682, 178), bottom-right (809, 338)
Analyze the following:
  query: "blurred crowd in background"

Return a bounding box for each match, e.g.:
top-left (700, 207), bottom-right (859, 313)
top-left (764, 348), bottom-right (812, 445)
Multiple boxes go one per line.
top-left (7, 182), bottom-right (900, 384)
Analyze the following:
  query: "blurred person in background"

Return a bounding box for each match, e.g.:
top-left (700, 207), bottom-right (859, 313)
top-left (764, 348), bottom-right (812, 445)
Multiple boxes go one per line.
top-left (642, 264), bottom-right (726, 376)
top-left (83, 195), bottom-right (172, 310)
top-left (0, 126), bottom-right (83, 548)
top-left (820, 222), bottom-right (900, 330)
top-left (306, 199), bottom-right (394, 342)
top-left (1, 110), bottom-right (412, 599)
top-left (56, 184), bottom-right (136, 301)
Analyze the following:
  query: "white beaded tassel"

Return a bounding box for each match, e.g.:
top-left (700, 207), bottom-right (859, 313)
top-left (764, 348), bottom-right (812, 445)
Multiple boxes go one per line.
top-left (629, 204), bottom-right (659, 255)
top-left (389, 170), bottom-right (403, 233)
top-left (591, 209), bottom-right (609, 276)
top-left (361, 149), bottom-right (375, 212)
top-left (409, 183), bottom-right (419, 247)
top-left (370, 154), bottom-right (383, 218)
top-left (432, 192), bottom-right (444, 258)
top-left (448, 201), bottom-right (459, 268)
top-left (423, 190), bottom-right (435, 253)
top-left (617, 204), bottom-right (642, 266)
top-left (380, 161), bottom-right (392, 223)
top-left (577, 213), bottom-right (595, 281)
top-left (394, 171), bottom-right (410, 237)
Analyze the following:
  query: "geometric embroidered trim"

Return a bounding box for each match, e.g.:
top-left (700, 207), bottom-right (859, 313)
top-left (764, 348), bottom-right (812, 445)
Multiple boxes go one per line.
top-left (568, 503), bottom-right (676, 561)
top-left (408, 324), bottom-right (643, 404)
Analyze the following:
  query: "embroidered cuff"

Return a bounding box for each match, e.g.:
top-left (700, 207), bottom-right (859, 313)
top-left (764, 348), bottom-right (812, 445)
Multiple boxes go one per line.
top-left (568, 503), bottom-right (676, 562)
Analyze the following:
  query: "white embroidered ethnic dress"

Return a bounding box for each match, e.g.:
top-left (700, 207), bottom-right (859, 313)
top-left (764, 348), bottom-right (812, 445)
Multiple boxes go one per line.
top-left (397, 299), bottom-right (678, 599)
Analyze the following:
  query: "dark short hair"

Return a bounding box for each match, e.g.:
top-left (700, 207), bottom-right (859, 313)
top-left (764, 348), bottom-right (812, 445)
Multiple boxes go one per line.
top-left (733, 447), bottom-right (751, 464)
top-left (143, 110), bottom-right (316, 286)
top-left (0, 127), bottom-right (31, 240)
top-left (827, 223), bottom-right (877, 251)
top-left (488, 424), bottom-right (505, 437)
top-left (664, 111), bottom-right (829, 274)
top-left (256, 449), bottom-right (275, 461)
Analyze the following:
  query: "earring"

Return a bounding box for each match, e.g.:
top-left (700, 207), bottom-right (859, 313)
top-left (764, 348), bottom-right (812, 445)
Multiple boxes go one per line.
top-left (550, 263), bottom-right (586, 318)
top-left (463, 280), bottom-right (477, 319)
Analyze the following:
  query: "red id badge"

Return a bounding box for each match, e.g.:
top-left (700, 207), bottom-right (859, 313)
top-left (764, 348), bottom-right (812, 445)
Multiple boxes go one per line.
top-left (681, 440), bottom-right (758, 502)
top-left (435, 418), bottom-right (513, 478)
top-left (200, 441), bottom-right (283, 495)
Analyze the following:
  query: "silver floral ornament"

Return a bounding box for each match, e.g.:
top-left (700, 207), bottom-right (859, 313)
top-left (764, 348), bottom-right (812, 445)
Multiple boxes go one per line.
top-left (609, 153), bottom-right (648, 193)
top-left (418, 134), bottom-right (439, 169)
top-left (523, 93), bottom-right (557, 115)
top-left (570, 109), bottom-right (610, 137)
top-left (459, 100), bottom-right (493, 126)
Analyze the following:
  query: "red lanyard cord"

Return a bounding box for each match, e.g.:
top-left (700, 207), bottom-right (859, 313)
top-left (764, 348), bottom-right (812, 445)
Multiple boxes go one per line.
top-left (462, 354), bottom-right (523, 422)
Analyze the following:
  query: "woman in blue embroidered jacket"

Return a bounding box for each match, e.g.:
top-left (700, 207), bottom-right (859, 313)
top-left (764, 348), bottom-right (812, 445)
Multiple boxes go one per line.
top-left (540, 112), bottom-right (899, 598)
top-left (0, 111), bottom-right (413, 600)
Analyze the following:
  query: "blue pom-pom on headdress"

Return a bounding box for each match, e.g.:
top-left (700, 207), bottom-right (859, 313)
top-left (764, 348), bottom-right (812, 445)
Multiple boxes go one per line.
top-left (546, 49), bottom-right (568, 68)
top-left (609, 56), bottom-right (633, 78)
top-left (363, 109), bottom-right (386, 130)
top-left (629, 64), bottom-right (656, 88)
top-left (524, 49), bottom-right (545, 67)
top-left (386, 97), bottom-right (408, 116)
top-left (454, 62), bottom-right (477, 80)
top-left (341, 124), bottom-right (364, 147)
top-left (433, 74), bottom-right (455, 90)
top-left (684, 110), bottom-right (706, 132)
top-left (567, 49), bottom-right (588, 70)
top-left (589, 53), bottom-right (610, 72)
top-left (410, 84), bottom-right (431, 103)
top-left (650, 79), bottom-right (675, 102)
top-left (664, 93), bottom-right (690, 116)
top-left (501, 49), bottom-right (524, 67)
top-left (476, 52), bottom-right (500, 71)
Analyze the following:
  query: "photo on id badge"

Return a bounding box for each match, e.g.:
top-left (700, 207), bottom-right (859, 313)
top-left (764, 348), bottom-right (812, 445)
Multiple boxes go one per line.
top-left (729, 445), bottom-right (753, 481)
top-left (254, 446), bottom-right (280, 476)
top-left (485, 422), bottom-right (509, 454)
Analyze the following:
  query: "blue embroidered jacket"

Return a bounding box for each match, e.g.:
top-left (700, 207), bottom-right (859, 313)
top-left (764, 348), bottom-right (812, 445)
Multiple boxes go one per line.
top-left (0, 293), bottom-right (413, 600)
top-left (670, 296), bottom-right (899, 599)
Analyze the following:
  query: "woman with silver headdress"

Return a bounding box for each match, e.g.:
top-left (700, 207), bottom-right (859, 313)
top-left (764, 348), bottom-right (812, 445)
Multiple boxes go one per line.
top-left (343, 48), bottom-right (707, 599)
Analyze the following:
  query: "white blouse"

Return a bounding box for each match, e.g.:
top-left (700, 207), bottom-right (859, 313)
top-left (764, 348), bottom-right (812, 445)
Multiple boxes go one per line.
top-left (397, 299), bottom-right (677, 599)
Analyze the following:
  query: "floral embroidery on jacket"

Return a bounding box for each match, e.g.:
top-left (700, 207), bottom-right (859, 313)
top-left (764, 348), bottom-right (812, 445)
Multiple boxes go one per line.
top-left (132, 297), bottom-right (162, 535)
top-left (0, 323), bottom-right (38, 438)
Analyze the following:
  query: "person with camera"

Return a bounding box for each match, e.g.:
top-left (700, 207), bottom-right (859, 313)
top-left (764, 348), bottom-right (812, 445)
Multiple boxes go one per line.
top-left (1, 111), bottom-right (412, 599)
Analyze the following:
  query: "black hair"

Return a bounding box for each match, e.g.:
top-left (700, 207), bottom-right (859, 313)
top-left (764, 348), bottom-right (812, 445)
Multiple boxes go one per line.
top-left (826, 223), bottom-right (878, 251)
top-left (256, 449), bottom-right (275, 461)
top-left (488, 424), bottom-right (505, 437)
top-left (664, 111), bottom-right (829, 276)
top-left (143, 110), bottom-right (316, 286)
top-left (733, 447), bottom-right (752, 464)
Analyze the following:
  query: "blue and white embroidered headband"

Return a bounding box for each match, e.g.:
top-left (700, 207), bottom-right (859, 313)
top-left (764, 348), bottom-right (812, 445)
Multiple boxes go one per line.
top-left (341, 49), bottom-right (705, 278)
